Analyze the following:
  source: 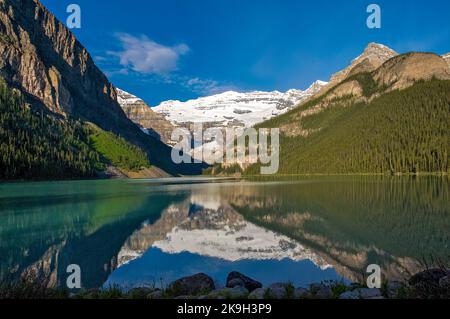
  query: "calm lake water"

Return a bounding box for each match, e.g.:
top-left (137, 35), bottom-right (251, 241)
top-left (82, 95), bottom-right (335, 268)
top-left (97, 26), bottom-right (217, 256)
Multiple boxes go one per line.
top-left (0, 176), bottom-right (448, 290)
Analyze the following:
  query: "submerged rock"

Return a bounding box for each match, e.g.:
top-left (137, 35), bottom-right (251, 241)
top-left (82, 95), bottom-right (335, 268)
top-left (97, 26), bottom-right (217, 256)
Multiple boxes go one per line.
top-left (226, 272), bottom-right (262, 292)
top-left (168, 273), bottom-right (215, 297)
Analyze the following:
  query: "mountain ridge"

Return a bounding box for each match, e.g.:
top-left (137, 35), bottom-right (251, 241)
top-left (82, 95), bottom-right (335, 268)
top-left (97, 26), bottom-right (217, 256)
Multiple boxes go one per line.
top-left (245, 49), bottom-right (450, 175)
top-left (152, 80), bottom-right (328, 129)
top-left (116, 88), bottom-right (175, 144)
top-left (0, 0), bottom-right (206, 177)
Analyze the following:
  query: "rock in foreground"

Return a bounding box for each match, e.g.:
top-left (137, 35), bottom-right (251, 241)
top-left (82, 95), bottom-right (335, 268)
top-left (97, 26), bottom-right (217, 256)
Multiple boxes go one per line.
top-left (168, 273), bottom-right (215, 297)
top-left (226, 272), bottom-right (262, 292)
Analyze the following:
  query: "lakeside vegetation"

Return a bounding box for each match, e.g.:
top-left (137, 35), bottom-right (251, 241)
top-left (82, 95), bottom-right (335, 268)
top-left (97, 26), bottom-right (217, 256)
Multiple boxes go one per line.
top-left (246, 80), bottom-right (450, 176)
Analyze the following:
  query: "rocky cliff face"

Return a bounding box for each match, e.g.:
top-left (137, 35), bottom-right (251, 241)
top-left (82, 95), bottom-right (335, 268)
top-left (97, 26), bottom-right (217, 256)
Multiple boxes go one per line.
top-left (0, 0), bottom-right (204, 176)
top-left (373, 52), bottom-right (450, 91)
top-left (279, 48), bottom-right (450, 138)
top-left (116, 88), bottom-right (175, 144)
top-left (327, 52), bottom-right (450, 101)
top-left (0, 0), bottom-right (122, 125)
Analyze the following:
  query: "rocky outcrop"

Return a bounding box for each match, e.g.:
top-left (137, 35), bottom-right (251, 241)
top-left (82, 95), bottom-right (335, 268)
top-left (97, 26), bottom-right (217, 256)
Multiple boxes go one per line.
top-left (373, 52), bottom-right (450, 92)
top-left (226, 272), bottom-right (262, 292)
top-left (167, 273), bottom-right (215, 297)
top-left (0, 0), bottom-right (120, 123)
top-left (293, 43), bottom-right (399, 122)
top-left (117, 88), bottom-right (175, 144)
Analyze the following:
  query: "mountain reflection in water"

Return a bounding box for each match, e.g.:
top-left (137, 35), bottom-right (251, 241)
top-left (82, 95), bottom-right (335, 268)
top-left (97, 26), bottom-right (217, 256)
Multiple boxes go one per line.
top-left (0, 176), bottom-right (448, 289)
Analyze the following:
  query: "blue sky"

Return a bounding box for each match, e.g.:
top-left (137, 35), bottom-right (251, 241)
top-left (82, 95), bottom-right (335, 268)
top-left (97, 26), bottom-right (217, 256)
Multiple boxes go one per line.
top-left (41, 0), bottom-right (450, 106)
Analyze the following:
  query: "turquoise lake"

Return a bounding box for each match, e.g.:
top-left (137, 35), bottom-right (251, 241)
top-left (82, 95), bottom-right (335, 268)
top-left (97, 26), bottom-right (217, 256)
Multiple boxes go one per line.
top-left (0, 176), bottom-right (448, 290)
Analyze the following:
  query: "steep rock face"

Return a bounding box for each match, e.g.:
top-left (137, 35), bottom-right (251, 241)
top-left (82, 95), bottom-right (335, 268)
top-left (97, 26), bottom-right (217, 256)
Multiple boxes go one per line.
top-left (0, 0), bottom-right (149, 143)
top-left (0, 0), bottom-right (205, 175)
top-left (373, 53), bottom-right (450, 91)
top-left (116, 88), bottom-right (175, 144)
top-left (0, 0), bottom-right (121, 124)
top-left (319, 52), bottom-right (450, 105)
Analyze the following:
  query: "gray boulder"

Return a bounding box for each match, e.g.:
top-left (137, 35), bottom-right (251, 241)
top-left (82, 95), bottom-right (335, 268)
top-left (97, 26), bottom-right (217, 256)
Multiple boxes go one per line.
top-left (294, 287), bottom-right (310, 299)
top-left (147, 290), bottom-right (163, 299)
top-left (168, 273), bottom-right (215, 297)
top-left (266, 283), bottom-right (287, 299)
top-left (248, 288), bottom-right (267, 299)
top-left (310, 283), bottom-right (333, 299)
top-left (226, 272), bottom-right (262, 292)
top-left (227, 278), bottom-right (245, 288)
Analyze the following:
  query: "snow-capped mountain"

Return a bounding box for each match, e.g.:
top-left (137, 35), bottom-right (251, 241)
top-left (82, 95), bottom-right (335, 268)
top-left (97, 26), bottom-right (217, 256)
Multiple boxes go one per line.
top-left (153, 80), bottom-right (328, 128)
top-left (116, 88), bottom-right (142, 106)
top-left (116, 88), bottom-right (175, 143)
top-left (116, 195), bottom-right (331, 269)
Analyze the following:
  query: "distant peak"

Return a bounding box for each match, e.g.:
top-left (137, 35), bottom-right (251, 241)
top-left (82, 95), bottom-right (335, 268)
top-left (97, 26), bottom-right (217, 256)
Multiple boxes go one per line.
top-left (366, 42), bottom-right (391, 50)
top-left (116, 87), bottom-right (144, 105)
top-left (363, 42), bottom-right (398, 57)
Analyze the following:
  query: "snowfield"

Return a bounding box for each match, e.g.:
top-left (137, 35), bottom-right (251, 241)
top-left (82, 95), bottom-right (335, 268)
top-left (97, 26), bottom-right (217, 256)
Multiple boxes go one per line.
top-left (153, 81), bottom-right (328, 128)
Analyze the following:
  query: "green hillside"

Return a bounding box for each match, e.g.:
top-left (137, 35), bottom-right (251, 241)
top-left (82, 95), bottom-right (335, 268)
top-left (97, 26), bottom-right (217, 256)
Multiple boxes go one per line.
top-left (88, 124), bottom-right (150, 172)
top-left (0, 80), bottom-right (151, 180)
top-left (246, 79), bottom-right (450, 175)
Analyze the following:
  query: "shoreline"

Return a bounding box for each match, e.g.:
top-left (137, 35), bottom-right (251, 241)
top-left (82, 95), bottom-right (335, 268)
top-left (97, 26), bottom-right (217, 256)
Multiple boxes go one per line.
top-left (1, 269), bottom-right (448, 300)
top-left (1, 172), bottom-right (448, 184)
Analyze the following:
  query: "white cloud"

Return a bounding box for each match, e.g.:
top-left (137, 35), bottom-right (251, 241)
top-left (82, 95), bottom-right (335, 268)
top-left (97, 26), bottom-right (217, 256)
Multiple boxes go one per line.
top-left (111, 33), bottom-right (189, 75)
top-left (103, 33), bottom-right (238, 96)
